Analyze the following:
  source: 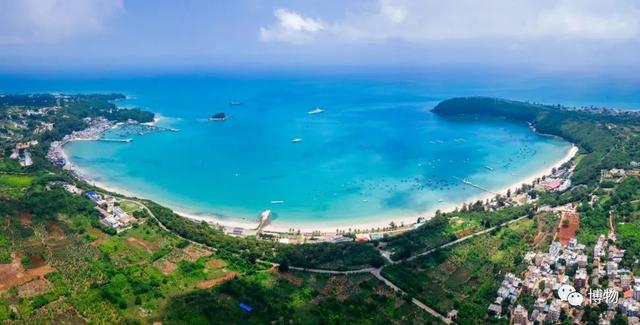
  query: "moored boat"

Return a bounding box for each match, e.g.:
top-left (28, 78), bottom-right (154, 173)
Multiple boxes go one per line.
top-left (210, 112), bottom-right (227, 121)
top-left (308, 107), bottom-right (324, 115)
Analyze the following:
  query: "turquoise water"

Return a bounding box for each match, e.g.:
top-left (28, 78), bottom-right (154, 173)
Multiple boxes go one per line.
top-left (8, 71), bottom-right (638, 229)
top-left (33, 75), bottom-right (576, 229)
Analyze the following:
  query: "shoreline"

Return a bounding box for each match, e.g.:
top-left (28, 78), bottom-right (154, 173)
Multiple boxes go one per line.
top-left (60, 122), bottom-right (579, 234)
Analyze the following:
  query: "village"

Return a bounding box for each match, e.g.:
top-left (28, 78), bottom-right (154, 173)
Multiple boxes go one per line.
top-left (490, 165), bottom-right (640, 324)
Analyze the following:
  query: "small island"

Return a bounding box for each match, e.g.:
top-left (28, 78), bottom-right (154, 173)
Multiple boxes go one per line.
top-left (210, 112), bottom-right (227, 121)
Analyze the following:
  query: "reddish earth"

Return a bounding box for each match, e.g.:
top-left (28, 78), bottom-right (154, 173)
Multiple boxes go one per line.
top-left (29, 254), bottom-right (46, 268)
top-left (558, 211), bottom-right (580, 246)
top-left (0, 257), bottom-right (55, 291)
top-left (154, 259), bottom-right (178, 275)
top-left (182, 245), bottom-right (211, 262)
top-left (273, 269), bottom-right (303, 286)
top-left (206, 259), bottom-right (226, 269)
top-left (196, 272), bottom-right (238, 289)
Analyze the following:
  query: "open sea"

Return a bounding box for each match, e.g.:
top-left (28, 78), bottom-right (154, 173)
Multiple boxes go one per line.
top-left (2, 71), bottom-right (639, 230)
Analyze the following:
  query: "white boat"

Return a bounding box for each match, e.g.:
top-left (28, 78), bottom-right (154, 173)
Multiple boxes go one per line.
top-left (271, 200), bottom-right (284, 204)
top-left (307, 107), bottom-right (324, 115)
top-left (291, 138), bottom-right (303, 143)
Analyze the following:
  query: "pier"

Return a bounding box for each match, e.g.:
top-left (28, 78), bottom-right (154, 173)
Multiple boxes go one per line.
top-left (256, 210), bottom-right (271, 234)
top-left (98, 138), bottom-right (133, 143)
top-left (454, 176), bottom-right (498, 195)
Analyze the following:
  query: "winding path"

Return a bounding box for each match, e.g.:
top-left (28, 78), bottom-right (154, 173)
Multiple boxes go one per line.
top-left (106, 191), bottom-right (529, 325)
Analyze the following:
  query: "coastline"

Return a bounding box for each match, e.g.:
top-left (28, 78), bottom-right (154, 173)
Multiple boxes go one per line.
top-left (60, 122), bottom-right (579, 234)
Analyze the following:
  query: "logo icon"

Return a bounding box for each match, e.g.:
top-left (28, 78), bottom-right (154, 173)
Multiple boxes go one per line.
top-left (558, 284), bottom-right (584, 307)
top-left (558, 284), bottom-right (576, 301)
top-left (567, 292), bottom-right (584, 306)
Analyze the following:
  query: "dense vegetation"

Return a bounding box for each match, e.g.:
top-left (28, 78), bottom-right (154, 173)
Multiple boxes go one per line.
top-left (383, 218), bottom-right (540, 324)
top-left (146, 201), bottom-right (384, 271)
top-left (276, 242), bottom-right (386, 270)
top-left (383, 205), bottom-right (532, 260)
top-left (161, 272), bottom-right (438, 324)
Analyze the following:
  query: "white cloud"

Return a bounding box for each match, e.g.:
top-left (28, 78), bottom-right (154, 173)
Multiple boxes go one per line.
top-left (0, 0), bottom-right (123, 44)
top-left (260, 0), bottom-right (640, 44)
top-left (259, 8), bottom-right (325, 43)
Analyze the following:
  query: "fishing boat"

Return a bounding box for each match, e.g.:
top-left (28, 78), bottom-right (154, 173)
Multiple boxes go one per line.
top-left (229, 101), bottom-right (243, 106)
top-left (291, 138), bottom-right (303, 143)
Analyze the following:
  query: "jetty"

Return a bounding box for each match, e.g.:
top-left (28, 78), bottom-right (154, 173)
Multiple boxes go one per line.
top-left (256, 210), bottom-right (271, 234)
top-left (98, 138), bottom-right (133, 143)
top-left (454, 176), bottom-right (498, 195)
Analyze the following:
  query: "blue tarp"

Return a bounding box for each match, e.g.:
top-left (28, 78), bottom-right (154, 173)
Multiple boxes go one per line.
top-left (239, 303), bottom-right (253, 312)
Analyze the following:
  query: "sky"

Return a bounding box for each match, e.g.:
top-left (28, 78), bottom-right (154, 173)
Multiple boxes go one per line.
top-left (0, 0), bottom-right (640, 75)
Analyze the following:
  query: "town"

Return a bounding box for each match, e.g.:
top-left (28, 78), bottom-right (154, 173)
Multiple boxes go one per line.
top-left (492, 183), bottom-right (640, 324)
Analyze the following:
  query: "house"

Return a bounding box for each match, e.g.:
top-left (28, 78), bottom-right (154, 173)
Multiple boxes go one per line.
top-left (513, 304), bottom-right (529, 325)
top-left (101, 216), bottom-right (120, 228)
top-left (86, 191), bottom-right (102, 204)
top-left (545, 180), bottom-right (562, 191)
top-left (575, 268), bottom-right (588, 288)
top-left (487, 303), bottom-right (502, 316)
top-left (557, 179), bottom-right (572, 192)
top-left (230, 227), bottom-right (245, 236)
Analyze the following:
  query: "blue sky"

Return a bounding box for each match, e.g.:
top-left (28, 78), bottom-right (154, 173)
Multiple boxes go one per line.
top-left (1, 0), bottom-right (639, 74)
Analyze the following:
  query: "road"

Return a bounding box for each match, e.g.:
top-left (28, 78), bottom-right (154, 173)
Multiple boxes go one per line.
top-left (113, 196), bottom-right (214, 252)
top-left (402, 215), bottom-right (528, 263)
top-left (288, 266), bottom-right (375, 275)
top-left (108, 191), bottom-right (530, 325)
top-left (370, 267), bottom-right (453, 324)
